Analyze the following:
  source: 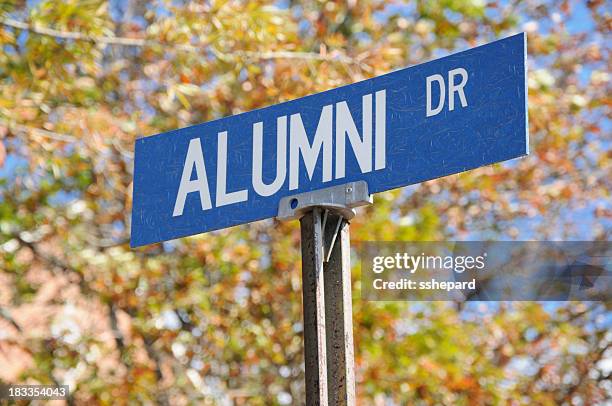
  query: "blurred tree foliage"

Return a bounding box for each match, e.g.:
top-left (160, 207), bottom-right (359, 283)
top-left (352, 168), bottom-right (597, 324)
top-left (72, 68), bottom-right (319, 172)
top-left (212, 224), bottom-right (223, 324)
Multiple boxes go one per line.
top-left (0, 0), bottom-right (610, 405)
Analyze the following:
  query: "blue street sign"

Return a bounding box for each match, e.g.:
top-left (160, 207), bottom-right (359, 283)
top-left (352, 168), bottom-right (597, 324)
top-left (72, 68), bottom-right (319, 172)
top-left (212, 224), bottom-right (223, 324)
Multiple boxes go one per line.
top-left (131, 33), bottom-right (528, 247)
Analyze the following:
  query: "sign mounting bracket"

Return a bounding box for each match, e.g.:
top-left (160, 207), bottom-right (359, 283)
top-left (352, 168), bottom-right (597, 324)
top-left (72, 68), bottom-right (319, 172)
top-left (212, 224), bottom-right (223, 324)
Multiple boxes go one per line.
top-left (277, 180), bottom-right (373, 222)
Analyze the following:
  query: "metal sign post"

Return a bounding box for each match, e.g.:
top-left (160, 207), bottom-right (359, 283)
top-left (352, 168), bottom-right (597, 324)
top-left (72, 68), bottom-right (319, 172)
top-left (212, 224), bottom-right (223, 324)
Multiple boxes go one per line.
top-left (299, 207), bottom-right (329, 404)
top-left (279, 182), bottom-right (371, 405)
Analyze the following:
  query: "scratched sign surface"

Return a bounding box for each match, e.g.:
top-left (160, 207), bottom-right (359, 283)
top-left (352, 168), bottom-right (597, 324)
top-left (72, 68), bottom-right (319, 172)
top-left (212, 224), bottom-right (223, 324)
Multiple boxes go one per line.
top-left (131, 33), bottom-right (528, 247)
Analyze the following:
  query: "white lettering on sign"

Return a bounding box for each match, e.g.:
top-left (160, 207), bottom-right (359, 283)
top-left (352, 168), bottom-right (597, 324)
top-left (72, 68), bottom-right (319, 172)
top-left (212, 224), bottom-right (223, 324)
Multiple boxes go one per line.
top-left (335, 94), bottom-right (372, 179)
top-left (289, 104), bottom-right (333, 190)
top-left (252, 117), bottom-right (287, 197)
top-left (216, 131), bottom-right (248, 207)
top-left (173, 89), bottom-right (387, 215)
top-left (426, 68), bottom-right (469, 117)
top-left (173, 138), bottom-right (212, 217)
top-left (375, 90), bottom-right (386, 170)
